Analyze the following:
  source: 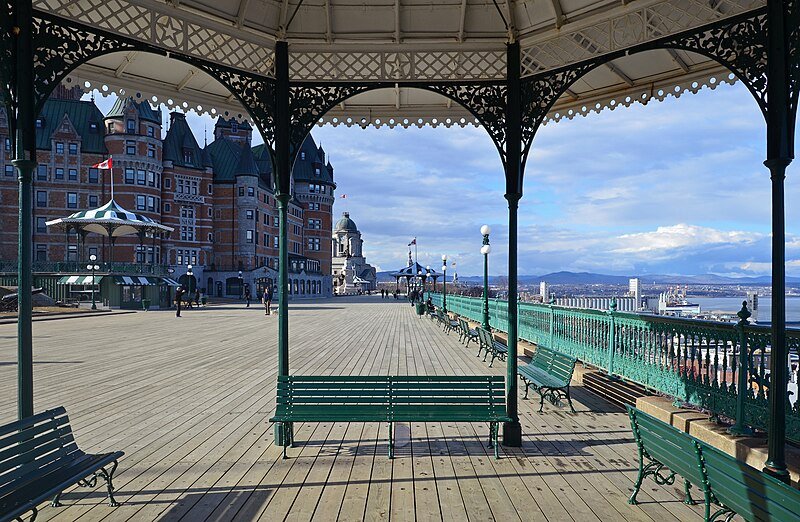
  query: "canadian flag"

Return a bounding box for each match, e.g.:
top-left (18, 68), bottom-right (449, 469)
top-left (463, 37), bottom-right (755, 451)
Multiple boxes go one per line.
top-left (91, 157), bottom-right (112, 169)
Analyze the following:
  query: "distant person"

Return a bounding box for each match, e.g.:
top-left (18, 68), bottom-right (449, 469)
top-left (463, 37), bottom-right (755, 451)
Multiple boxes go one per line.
top-left (263, 285), bottom-right (273, 316)
top-left (175, 287), bottom-right (184, 317)
top-left (245, 287), bottom-right (251, 308)
top-left (426, 296), bottom-right (434, 313)
top-left (194, 289), bottom-right (200, 307)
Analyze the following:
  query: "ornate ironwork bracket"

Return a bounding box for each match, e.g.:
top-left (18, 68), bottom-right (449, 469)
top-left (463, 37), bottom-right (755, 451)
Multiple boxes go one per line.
top-left (0, 1), bottom-right (12, 112)
top-left (288, 81), bottom-right (508, 165)
top-left (787, 0), bottom-right (799, 149)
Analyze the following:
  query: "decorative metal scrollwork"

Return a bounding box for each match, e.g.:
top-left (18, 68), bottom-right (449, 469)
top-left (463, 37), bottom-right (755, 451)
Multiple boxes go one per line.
top-left (31, 16), bottom-right (134, 113)
top-left (659, 11), bottom-right (768, 118)
top-left (289, 83), bottom-right (377, 153)
top-left (424, 82), bottom-right (507, 162)
top-left (197, 64), bottom-right (276, 147)
top-left (788, 0), bottom-right (800, 146)
top-left (0, 1), bottom-right (12, 110)
top-left (520, 65), bottom-right (594, 165)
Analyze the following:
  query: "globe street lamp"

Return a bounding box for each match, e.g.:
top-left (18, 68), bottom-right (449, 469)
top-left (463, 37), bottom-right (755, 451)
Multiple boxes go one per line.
top-left (187, 264), bottom-right (194, 299)
top-left (480, 224), bottom-right (491, 330)
top-left (441, 254), bottom-right (448, 314)
top-left (238, 270), bottom-right (243, 299)
top-left (86, 254), bottom-right (99, 310)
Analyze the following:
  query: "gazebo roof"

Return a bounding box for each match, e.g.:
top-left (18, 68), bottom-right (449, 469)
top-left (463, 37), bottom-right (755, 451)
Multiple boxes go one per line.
top-left (45, 199), bottom-right (174, 238)
top-left (41, 0), bottom-right (763, 129)
top-left (392, 262), bottom-right (439, 279)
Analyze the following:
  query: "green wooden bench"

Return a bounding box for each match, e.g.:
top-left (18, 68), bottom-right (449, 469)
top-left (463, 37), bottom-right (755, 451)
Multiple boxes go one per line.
top-left (0, 407), bottom-right (123, 522)
top-left (517, 346), bottom-right (577, 413)
top-left (270, 375), bottom-right (510, 459)
top-left (436, 309), bottom-right (458, 334)
top-left (476, 327), bottom-right (507, 367)
top-left (627, 405), bottom-right (800, 522)
top-left (457, 317), bottom-right (479, 347)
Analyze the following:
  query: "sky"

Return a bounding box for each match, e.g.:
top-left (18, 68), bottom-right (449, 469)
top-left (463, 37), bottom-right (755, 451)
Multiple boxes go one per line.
top-left (88, 81), bottom-right (799, 278)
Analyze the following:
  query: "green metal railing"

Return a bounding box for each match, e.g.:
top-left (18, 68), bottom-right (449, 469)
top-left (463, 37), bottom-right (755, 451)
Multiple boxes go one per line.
top-left (432, 293), bottom-right (800, 441)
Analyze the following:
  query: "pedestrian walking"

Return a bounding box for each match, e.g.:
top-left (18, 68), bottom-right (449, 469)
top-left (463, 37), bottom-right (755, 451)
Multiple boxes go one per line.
top-left (175, 287), bottom-right (184, 317)
top-left (263, 285), bottom-right (273, 315)
top-left (245, 287), bottom-right (251, 308)
top-left (194, 289), bottom-right (200, 307)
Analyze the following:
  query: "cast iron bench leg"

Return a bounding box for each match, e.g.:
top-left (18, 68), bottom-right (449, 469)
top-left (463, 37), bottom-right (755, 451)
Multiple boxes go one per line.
top-left (98, 460), bottom-right (120, 506)
top-left (489, 351), bottom-right (496, 367)
top-left (522, 378), bottom-right (530, 399)
top-left (565, 387), bottom-right (576, 414)
top-left (51, 492), bottom-right (62, 508)
top-left (388, 422), bottom-right (394, 459)
top-left (683, 480), bottom-right (695, 505)
top-left (538, 387), bottom-right (546, 413)
top-left (628, 446), bottom-right (645, 505)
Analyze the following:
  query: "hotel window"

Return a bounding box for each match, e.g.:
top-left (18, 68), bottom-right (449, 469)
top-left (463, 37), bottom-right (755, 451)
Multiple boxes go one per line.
top-left (36, 165), bottom-right (47, 180)
top-left (88, 168), bottom-right (99, 183)
top-left (208, 232), bottom-right (213, 242)
top-left (320, 185), bottom-right (326, 193)
top-left (147, 196), bottom-right (156, 212)
top-left (315, 168), bottom-right (320, 176)
top-left (147, 144), bottom-right (156, 158)
top-left (309, 184), bottom-right (316, 193)
top-left (55, 142), bottom-right (64, 154)
top-left (246, 209), bottom-right (254, 220)
top-left (191, 180), bottom-right (198, 195)
top-left (308, 238), bottom-right (320, 251)
top-left (208, 207), bottom-right (212, 217)
top-left (246, 230), bottom-right (254, 243)
top-left (164, 203), bottom-right (171, 213)
top-left (126, 119), bottom-right (136, 133)
top-left (183, 148), bottom-right (193, 163)
top-left (177, 251), bottom-right (183, 265)
top-left (263, 214), bottom-right (267, 225)
top-left (137, 170), bottom-right (146, 185)
top-left (67, 245), bottom-right (78, 262)
top-left (147, 171), bottom-right (155, 187)
top-left (126, 141), bottom-right (136, 155)
top-left (3, 138), bottom-right (9, 152)
top-left (125, 168), bottom-right (135, 184)
top-left (35, 118), bottom-right (44, 129)
top-left (89, 122), bottom-right (99, 133)
top-left (89, 195), bottom-right (98, 207)
top-left (35, 245), bottom-right (46, 262)
top-left (239, 187), bottom-right (244, 197)
top-left (67, 192), bottom-right (78, 209)
top-left (36, 191), bottom-right (47, 207)
top-left (247, 187), bottom-right (254, 197)
top-left (264, 233), bottom-right (268, 245)
top-left (5, 165), bottom-right (14, 177)
top-left (147, 126), bottom-right (155, 138)
top-left (208, 184), bottom-right (213, 195)
top-left (36, 217), bottom-right (47, 233)
top-left (68, 143), bottom-right (78, 155)
top-left (273, 236), bottom-right (279, 248)
top-left (55, 168), bottom-right (64, 180)
top-left (136, 195), bottom-right (146, 211)
top-left (68, 168), bottom-right (78, 181)
top-left (165, 177), bottom-right (171, 188)
top-left (300, 152), bottom-right (306, 160)
top-left (273, 216), bottom-right (278, 227)
top-left (107, 122), bottom-right (114, 134)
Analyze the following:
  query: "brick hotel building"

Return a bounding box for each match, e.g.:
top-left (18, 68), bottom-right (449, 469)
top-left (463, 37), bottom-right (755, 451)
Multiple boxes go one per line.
top-left (0, 86), bottom-right (335, 303)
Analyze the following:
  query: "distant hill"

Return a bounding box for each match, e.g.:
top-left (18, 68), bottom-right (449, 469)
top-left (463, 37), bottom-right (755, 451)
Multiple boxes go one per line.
top-left (377, 270), bottom-right (800, 285)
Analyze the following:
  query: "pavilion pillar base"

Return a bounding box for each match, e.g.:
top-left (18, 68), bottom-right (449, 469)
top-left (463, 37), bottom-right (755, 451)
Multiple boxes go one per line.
top-left (502, 421), bottom-right (522, 447)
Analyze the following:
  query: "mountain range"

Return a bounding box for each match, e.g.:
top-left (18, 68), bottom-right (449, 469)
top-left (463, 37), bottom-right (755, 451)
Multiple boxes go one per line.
top-left (376, 270), bottom-right (800, 285)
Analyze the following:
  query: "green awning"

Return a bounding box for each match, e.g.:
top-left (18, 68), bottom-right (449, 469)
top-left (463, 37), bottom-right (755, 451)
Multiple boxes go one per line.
top-left (57, 275), bottom-right (101, 285)
top-left (110, 275), bottom-right (161, 286)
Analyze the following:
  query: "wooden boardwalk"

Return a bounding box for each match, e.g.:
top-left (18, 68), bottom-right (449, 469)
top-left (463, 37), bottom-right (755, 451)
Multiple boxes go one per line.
top-left (0, 297), bottom-right (706, 521)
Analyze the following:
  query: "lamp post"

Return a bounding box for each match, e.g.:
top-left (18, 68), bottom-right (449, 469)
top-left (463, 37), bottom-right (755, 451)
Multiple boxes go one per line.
top-left (238, 270), bottom-right (243, 299)
top-left (480, 224), bottom-right (491, 330)
top-left (187, 264), bottom-right (193, 298)
top-left (86, 254), bottom-right (99, 310)
top-left (441, 254), bottom-right (448, 314)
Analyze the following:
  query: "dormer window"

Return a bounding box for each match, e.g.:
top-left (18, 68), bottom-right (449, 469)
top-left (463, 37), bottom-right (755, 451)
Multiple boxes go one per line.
top-left (35, 118), bottom-right (44, 129)
top-left (126, 119), bottom-right (136, 133)
top-left (315, 168), bottom-right (320, 176)
top-left (183, 148), bottom-right (193, 163)
top-left (300, 152), bottom-right (306, 160)
top-left (147, 126), bottom-right (155, 138)
top-left (89, 122), bottom-right (99, 133)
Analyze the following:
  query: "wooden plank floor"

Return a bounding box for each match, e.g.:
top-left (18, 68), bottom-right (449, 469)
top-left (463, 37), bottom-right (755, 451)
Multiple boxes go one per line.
top-left (0, 297), bottom-right (707, 521)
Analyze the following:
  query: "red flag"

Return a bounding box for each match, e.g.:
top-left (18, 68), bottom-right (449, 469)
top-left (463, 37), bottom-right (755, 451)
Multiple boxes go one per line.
top-left (92, 157), bottom-right (112, 169)
top-left (340, 194), bottom-right (347, 199)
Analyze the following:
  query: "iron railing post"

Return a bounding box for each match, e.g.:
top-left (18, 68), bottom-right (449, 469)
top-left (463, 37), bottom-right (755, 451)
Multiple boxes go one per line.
top-left (729, 301), bottom-right (754, 436)
top-left (606, 298), bottom-right (617, 378)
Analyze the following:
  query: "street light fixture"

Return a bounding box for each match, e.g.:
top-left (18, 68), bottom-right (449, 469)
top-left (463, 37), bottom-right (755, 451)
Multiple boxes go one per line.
top-left (86, 254), bottom-right (99, 310)
top-left (187, 264), bottom-right (193, 298)
top-left (238, 270), bottom-right (243, 299)
top-left (480, 224), bottom-right (491, 330)
top-left (441, 254), bottom-right (448, 314)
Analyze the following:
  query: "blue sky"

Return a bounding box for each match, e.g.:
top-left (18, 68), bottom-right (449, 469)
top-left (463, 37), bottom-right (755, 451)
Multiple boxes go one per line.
top-left (90, 82), bottom-right (799, 278)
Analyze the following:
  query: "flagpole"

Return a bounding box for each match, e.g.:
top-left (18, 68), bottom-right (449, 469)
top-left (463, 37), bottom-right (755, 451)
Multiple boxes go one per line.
top-left (109, 156), bottom-right (114, 200)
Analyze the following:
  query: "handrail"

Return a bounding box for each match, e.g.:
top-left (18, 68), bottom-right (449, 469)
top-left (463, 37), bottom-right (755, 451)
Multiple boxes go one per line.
top-left (431, 292), bottom-right (800, 441)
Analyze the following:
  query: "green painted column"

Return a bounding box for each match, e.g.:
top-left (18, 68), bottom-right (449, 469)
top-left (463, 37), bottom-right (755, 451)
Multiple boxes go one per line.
top-left (762, 0), bottom-right (793, 482)
top-left (503, 41), bottom-right (522, 447)
top-left (273, 40), bottom-right (292, 445)
top-left (12, 0), bottom-right (36, 420)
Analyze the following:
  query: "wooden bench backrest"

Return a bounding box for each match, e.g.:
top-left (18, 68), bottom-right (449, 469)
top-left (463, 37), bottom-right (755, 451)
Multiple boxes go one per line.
top-left (0, 407), bottom-right (78, 499)
top-left (458, 317), bottom-right (469, 333)
top-left (276, 376), bottom-right (506, 413)
top-left (532, 346), bottom-right (576, 383)
top-left (700, 443), bottom-right (800, 522)
top-left (626, 406), bottom-right (706, 487)
top-left (477, 327), bottom-right (493, 346)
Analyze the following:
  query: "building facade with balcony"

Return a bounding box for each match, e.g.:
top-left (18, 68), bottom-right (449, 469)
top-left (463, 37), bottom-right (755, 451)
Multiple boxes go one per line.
top-left (0, 88), bottom-right (335, 304)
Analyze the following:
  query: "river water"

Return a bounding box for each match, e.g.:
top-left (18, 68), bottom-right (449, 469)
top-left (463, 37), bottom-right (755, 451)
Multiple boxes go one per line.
top-left (690, 296), bottom-right (800, 324)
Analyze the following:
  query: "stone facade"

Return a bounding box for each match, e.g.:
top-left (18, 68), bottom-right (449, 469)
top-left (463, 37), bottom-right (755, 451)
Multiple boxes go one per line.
top-left (0, 88), bottom-right (335, 299)
top-left (331, 212), bottom-right (377, 294)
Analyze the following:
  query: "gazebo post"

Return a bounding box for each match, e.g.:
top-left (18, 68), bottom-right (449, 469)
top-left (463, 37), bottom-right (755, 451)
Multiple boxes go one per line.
top-left (273, 40), bottom-right (293, 446)
top-left (763, 0), bottom-right (794, 482)
top-left (503, 41), bottom-right (523, 447)
top-left (11, 0), bottom-right (36, 421)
